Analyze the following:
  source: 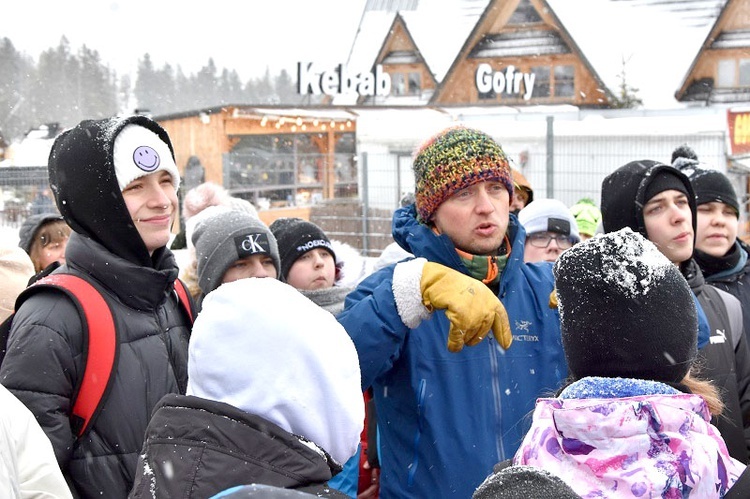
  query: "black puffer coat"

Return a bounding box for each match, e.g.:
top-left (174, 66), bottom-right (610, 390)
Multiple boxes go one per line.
top-left (129, 394), bottom-right (348, 498)
top-left (684, 259), bottom-right (750, 463)
top-left (0, 233), bottom-right (192, 497)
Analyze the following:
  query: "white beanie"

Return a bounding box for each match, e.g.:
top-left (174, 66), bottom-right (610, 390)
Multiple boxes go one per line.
top-left (113, 124), bottom-right (180, 191)
top-left (186, 278), bottom-right (364, 465)
top-left (519, 198), bottom-right (580, 243)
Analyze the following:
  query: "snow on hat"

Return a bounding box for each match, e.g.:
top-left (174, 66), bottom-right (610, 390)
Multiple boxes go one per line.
top-left (269, 218), bottom-right (336, 281)
top-left (186, 278), bottom-right (363, 465)
top-left (192, 207), bottom-right (280, 295)
top-left (553, 228), bottom-right (697, 383)
top-left (113, 124), bottom-right (180, 192)
top-left (473, 465), bottom-right (579, 499)
top-left (18, 212), bottom-right (64, 254)
top-left (518, 199), bottom-right (580, 243)
top-left (600, 160), bottom-right (696, 237)
top-left (569, 198), bottom-right (602, 238)
top-left (412, 126), bottom-right (513, 223)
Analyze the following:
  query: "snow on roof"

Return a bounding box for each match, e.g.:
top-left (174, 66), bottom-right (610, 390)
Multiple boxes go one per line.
top-left (548, 0), bottom-right (715, 109)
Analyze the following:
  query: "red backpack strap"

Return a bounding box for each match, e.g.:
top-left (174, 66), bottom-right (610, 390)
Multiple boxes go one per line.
top-left (31, 274), bottom-right (118, 438)
top-left (173, 278), bottom-right (194, 323)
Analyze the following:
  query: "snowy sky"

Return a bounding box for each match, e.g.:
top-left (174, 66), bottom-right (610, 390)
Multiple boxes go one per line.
top-left (5, 0), bottom-right (366, 81)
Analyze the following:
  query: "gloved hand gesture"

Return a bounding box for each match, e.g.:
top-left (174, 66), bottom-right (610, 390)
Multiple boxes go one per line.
top-left (420, 261), bottom-right (512, 352)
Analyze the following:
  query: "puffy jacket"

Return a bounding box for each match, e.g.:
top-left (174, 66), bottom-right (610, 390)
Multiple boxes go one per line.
top-left (130, 394), bottom-right (348, 498)
top-left (0, 233), bottom-right (192, 497)
top-left (684, 258), bottom-right (750, 463)
top-left (337, 205), bottom-right (566, 499)
top-left (514, 377), bottom-right (746, 497)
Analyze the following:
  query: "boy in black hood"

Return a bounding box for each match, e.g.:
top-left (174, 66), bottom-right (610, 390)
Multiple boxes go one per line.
top-left (601, 159), bottom-right (750, 463)
top-left (0, 115), bottom-right (194, 497)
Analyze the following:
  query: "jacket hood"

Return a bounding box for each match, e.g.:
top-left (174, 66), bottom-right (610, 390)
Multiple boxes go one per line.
top-left (48, 115), bottom-right (176, 267)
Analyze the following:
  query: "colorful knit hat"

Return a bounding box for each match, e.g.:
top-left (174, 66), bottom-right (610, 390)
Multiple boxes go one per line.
top-left (412, 126), bottom-right (513, 223)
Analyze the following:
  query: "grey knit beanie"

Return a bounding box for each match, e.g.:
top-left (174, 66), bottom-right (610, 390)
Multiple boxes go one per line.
top-left (192, 208), bottom-right (280, 294)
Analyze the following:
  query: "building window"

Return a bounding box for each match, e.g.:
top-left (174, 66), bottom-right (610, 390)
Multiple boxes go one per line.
top-left (408, 72), bottom-right (421, 95)
top-left (718, 58), bottom-right (750, 88)
top-left (554, 65), bottom-right (575, 97)
top-left (392, 73), bottom-right (406, 95)
top-left (532, 66), bottom-right (551, 98)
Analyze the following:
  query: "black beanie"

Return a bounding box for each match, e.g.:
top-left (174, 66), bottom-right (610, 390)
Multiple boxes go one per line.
top-left (601, 160), bottom-right (696, 237)
top-left (679, 166), bottom-right (740, 217)
top-left (269, 218), bottom-right (336, 281)
top-left (48, 115), bottom-right (176, 267)
top-left (473, 465), bottom-right (579, 499)
top-left (553, 228), bottom-right (697, 383)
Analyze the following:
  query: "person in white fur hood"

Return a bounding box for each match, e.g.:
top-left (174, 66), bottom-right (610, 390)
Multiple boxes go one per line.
top-left (129, 278), bottom-right (363, 498)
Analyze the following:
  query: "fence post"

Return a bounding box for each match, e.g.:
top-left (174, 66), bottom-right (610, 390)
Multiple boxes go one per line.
top-left (361, 152), bottom-right (369, 255)
top-left (546, 115), bottom-right (554, 198)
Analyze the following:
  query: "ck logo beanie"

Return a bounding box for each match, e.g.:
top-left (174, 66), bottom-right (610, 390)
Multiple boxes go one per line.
top-left (192, 207), bottom-right (280, 295)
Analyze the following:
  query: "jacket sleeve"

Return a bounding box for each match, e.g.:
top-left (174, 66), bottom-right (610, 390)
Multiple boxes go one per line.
top-left (337, 264), bottom-right (413, 390)
top-left (0, 291), bottom-right (82, 471)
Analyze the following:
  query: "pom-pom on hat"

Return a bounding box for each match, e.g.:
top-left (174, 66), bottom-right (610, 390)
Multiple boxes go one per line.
top-left (412, 126), bottom-right (513, 223)
top-left (518, 199), bottom-right (580, 242)
top-left (473, 464), bottom-right (579, 499)
top-left (113, 124), bottom-right (180, 192)
top-left (192, 207), bottom-right (280, 295)
top-left (553, 228), bottom-right (697, 383)
top-left (269, 218), bottom-right (336, 281)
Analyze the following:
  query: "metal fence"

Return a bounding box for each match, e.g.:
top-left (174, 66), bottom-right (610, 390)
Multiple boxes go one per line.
top-left (2, 127), bottom-right (746, 256)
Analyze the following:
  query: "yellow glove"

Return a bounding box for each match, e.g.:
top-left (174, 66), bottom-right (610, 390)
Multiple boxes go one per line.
top-left (549, 288), bottom-right (558, 309)
top-left (420, 262), bottom-right (512, 352)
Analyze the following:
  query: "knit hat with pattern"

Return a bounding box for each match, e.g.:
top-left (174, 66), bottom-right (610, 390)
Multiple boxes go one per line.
top-left (412, 126), bottom-right (513, 223)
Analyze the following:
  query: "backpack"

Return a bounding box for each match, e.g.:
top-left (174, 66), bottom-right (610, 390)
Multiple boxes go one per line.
top-left (0, 273), bottom-right (194, 437)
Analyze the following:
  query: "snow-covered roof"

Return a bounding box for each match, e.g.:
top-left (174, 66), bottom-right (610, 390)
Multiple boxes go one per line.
top-left (342, 0), bottom-right (730, 109)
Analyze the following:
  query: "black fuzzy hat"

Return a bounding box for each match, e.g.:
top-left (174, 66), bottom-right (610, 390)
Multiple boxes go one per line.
top-left (553, 228), bottom-right (697, 383)
top-left (678, 165), bottom-right (739, 217)
top-left (48, 115), bottom-right (176, 267)
top-left (269, 218), bottom-right (336, 281)
top-left (600, 160), bottom-right (696, 237)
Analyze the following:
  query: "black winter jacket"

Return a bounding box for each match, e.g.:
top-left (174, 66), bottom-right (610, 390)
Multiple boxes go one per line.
top-left (702, 240), bottom-right (750, 343)
top-left (684, 259), bottom-right (750, 463)
top-left (0, 233), bottom-right (192, 497)
top-left (129, 394), bottom-right (348, 498)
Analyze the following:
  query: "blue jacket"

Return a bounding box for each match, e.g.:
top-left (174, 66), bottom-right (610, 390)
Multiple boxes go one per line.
top-left (337, 205), bottom-right (566, 499)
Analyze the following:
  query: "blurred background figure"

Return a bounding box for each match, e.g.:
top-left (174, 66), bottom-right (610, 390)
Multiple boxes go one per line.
top-left (510, 168), bottom-right (533, 214)
top-left (372, 192), bottom-right (416, 273)
top-left (518, 198), bottom-right (579, 263)
top-left (0, 243), bottom-right (34, 323)
top-left (569, 197), bottom-right (602, 242)
top-left (17, 212), bottom-right (70, 283)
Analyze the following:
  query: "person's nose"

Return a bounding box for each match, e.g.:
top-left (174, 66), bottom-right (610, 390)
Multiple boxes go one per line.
top-left (312, 253), bottom-right (325, 268)
top-left (475, 187), bottom-right (495, 214)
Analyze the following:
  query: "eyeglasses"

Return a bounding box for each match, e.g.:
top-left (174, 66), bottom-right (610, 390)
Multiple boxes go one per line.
top-left (527, 232), bottom-right (574, 249)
